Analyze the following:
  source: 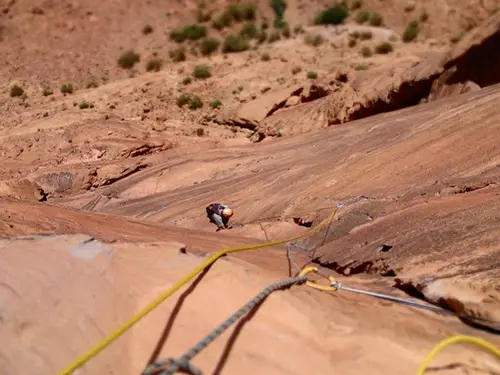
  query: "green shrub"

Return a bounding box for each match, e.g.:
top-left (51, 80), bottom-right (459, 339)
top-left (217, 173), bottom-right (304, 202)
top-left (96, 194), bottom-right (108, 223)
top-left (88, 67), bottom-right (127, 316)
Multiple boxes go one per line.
top-left (240, 22), bottom-right (258, 39)
top-left (142, 24), bottom-right (153, 35)
top-left (222, 34), bottom-right (250, 53)
top-left (212, 12), bottom-right (232, 30)
top-left (360, 30), bottom-right (372, 40)
top-left (197, 9), bottom-right (211, 22)
top-left (361, 46), bottom-right (372, 57)
top-left (242, 3), bottom-right (256, 20)
top-left (315, 5), bottom-right (349, 25)
top-left (228, 4), bottom-right (244, 21)
top-left (146, 59), bottom-right (163, 72)
top-left (374, 42), bottom-right (393, 54)
top-left (307, 71), bottom-right (318, 79)
top-left (79, 101), bottom-right (90, 109)
top-left (304, 33), bottom-right (324, 46)
top-left (261, 52), bottom-right (271, 61)
top-left (402, 20), bottom-right (420, 42)
top-left (182, 76), bottom-right (192, 85)
top-left (192, 65), bottom-right (212, 79)
top-left (369, 12), bottom-right (383, 26)
top-left (176, 94), bottom-right (192, 107)
top-left (210, 99), bottom-right (222, 108)
top-left (355, 10), bottom-right (370, 24)
top-left (118, 50), bottom-right (140, 69)
top-left (169, 47), bottom-right (186, 62)
top-left (355, 64), bottom-right (369, 70)
top-left (60, 84), bottom-right (74, 94)
top-left (10, 85), bottom-right (24, 97)
top-left (170, 24), bottom-right (207, 42)
top-left (273, 18), bottom-right (288, 29)
top-left (86, 80), bottom-right (99, 88)
top-left (270, 0), bottom-right (287, 19)
top-left (200, 38), bottom-right (220, 55)
top-left (188, 96), bottom-right (203, 109)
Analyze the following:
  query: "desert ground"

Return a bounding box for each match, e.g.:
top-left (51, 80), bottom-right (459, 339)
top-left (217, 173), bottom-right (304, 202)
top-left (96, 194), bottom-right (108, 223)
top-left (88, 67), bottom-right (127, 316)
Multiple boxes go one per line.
top-left (1, 0), bottom-right (500, 375)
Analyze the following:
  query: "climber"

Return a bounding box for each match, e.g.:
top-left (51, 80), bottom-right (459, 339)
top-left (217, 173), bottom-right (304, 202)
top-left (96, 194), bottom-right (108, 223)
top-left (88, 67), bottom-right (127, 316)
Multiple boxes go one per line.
top-left (206, 203), bottom-right (234, 231)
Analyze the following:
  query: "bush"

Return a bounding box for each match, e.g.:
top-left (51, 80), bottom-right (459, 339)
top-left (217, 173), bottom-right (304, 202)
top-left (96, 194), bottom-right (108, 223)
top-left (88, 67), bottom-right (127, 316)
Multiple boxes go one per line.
top-left (118, 50), bottom-right (140, 69)
top-left (192, 65), bottom-right (211, 79)
top-left (420, 10), bottom-right (429, 22)
top-left (369, 12), bottom-right (383, 26)
top-left (402, 20), bottom-right (420, 42)
top-left (374, 42), bottom-right (393, 54)
top-left (351, 0), bottom-right (362, 10)
top-left (142, 24), bottom-right (153, 35)
top-left (182, 76), bottom-right (192, 85)
top-left (304, 33), bottom-right (324, 46)
top-left (176, 94), bottom-right (191, 107)
top-left (307, 71), bottom-right (318, 79)
top-left (292, 66), bottom-right (302, 74)
top-left (86, 80), bottom-right (99, 88)
top-left (270, 0), bottom-right (287, 19)
top-left (200, 38), bottom-right (220, 55)
top-left (146, 59), bottom-right (163, 72)
top-left (169, 47), bottom-right (186, 62)
top-left (10, 85), bottom-right (24, 97)
top-left (355, 65), bottom-right (368, 70)
top-left (228, 4), bottom-right (244, 22)
top-left (79, 101), bottom-right (90, 109)
top-left (212, 12), bottom-right (232, 30)
top-left (242, 3), bottom-right (256, 20)
top-left (210, 99), bottom-right (222, 108)
top-left (315, 5), bottom-right (349, 25)
top-left (42, 88), bottom-right (53, 96)
top-left (355, 10), bottom-right (370, 24)
top-left (60, 84), bottom-right (74, 94)
top-left (240, 22), bottom-right (258, 39)
top-left (257, 29), bottom-right (268, 43)
top-left (348, 38), bottom-right (357, 47)
top-left (188, 96), bottom-right (203, 109)
top-left (222, 34), bottom-right (250, 53)
top-left (361, 46), bottom-right (372, 57)
top-left (261, 52), bottom-right (271, 61)
top-left (170, 24), bottom-right (207, 42)
top-left (273, 18), bottom-right (288, 29)
top-left (268, 30), bottom-right (280, 42)
top-left (281, 25), bottom-right (291, 38)
top-left (176, 93), bottom-right (203, 109)
top-left (360, 30), bottom-right (372, 40)
top-left (350, 31), bottom-right (360, 39)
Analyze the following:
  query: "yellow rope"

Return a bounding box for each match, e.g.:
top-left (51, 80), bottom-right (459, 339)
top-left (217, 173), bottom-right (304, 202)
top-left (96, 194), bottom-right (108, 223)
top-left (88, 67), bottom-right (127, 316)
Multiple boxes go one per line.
top-left (416, 335), bottom-right (500, 375)
top-left (55, 208), bottom-right (339, 375)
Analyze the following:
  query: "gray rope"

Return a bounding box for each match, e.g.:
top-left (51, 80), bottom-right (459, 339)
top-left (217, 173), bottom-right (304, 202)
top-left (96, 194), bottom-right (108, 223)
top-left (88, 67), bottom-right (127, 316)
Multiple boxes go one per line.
top-left (143, 275), bottom-right (308, 375)
top-left (331, 281), bottom-right (500, 329)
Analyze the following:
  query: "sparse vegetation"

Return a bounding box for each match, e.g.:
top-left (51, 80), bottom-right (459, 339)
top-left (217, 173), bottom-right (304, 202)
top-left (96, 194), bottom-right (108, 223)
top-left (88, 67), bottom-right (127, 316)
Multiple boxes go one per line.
top-left (355, 65), bottom-right (369, 70)
top-left (270, 0), bottom-right (287, 24)
top-left (404, 3), bottom-right (415, 12)
top-left (304, 33), bottom-right (324, 46)
top-left (196, 127), bottom-right (205, 136)
top-left (118, 50), bottom-right (140, 69)
top-left (268, 31), bottom-right (280, 43)
top-left (315, 4), bottom-right (349, 25)
top-left (369, 12), bottom-right (383, 26)
top-left (261, 52), bottom-right (271, 61)
top-left (361, 46), bottom-right (372, 57)
top-left (348, 38), bottom-right (357, 47)
top-left (182, 76), bottom-right (192, 85)
top-left (146, 58), bottom-right (163, 72)
top-left (142, 24), bottom-right (153, 35)
top-left (169, 47), bottom-right (186, 62)
top-left (402, 20), bottom-right (420, 42)
top-left (375, 42), bottom-right (393, 54)
top-left (10, 85), bottom-right (24, 98)
top-left (78, 101), bottom-right (90, 109)
top-left (360, 31), bottom-right (372, 40)
top-left (60, 84), bottom-right (74, 95)
top-left (212, 12), bottom-right (232, 30)
top-left (210, 99), bottom-right (222, 108)
top-left (281, 25), bottom-right (291, 38)
top-left (355, 10), bottom-right (370, 24)
top-left (419, 10), bottom-right (429, 22)
top-left (86, 80), bottom-right (99, 88)
top-left (240, 22), bottom-right (258, 39)
top-left (293, 25), bottom-right (305, 34)
top-left (193, 65), bottom-right (212, 79)
top-left (176, 93), bottom-right (203, 109)
top-left (450, 32), bottom-right (465, 44)
top-left (200, 37), bottom-right (221, 55)
top-left (257, 29), bottom-right (268, 43)
top-left (307, 71), bottom-right (318, 79)
top-left (170, 24), bottom-right (207, 43)
top-left (351, 0), bottom-right (362, 10)
top-left (292, 66), bottom-right (302, 74)
top-left (222, 34), bottom-right (250, 53)
top-left (42, 88), bottom-right (53, 96)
